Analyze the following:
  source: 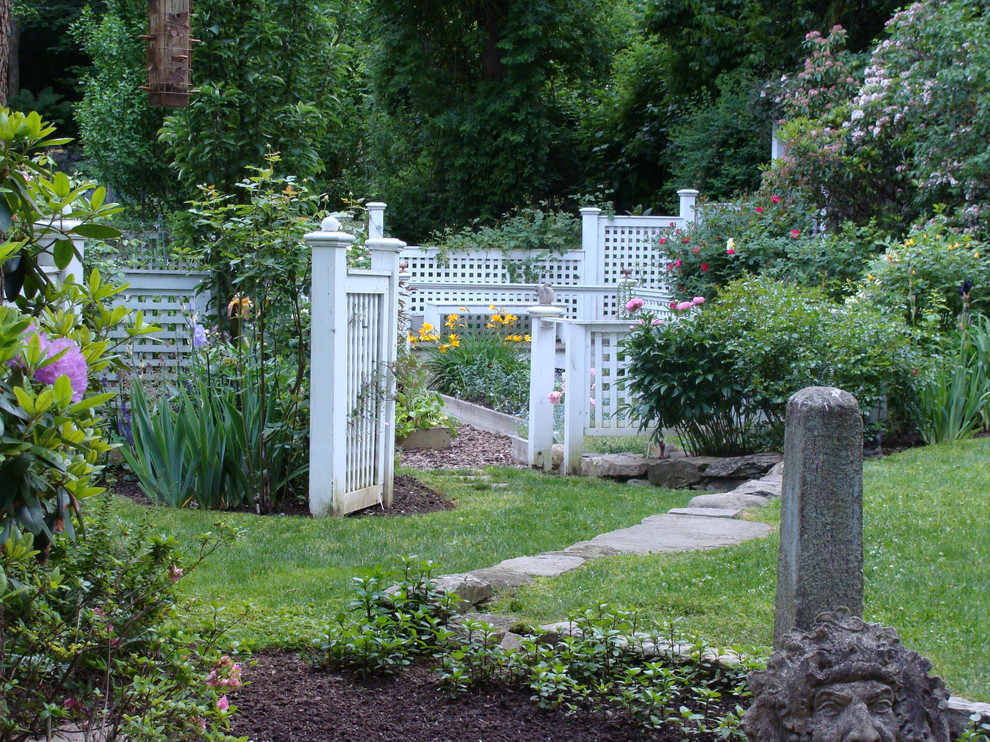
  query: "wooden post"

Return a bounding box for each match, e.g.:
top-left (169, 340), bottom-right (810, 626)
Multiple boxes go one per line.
top-left (140, 0), bottom-right (197, 107)
top-left (528, 305), bottom-right (563, 470)
top-left (562, 321), bottom-right (590, 475)
top-left (366, 236), bottom-right (406, 507)
top-left (677, 189), bottom-right (700, 224)
top-left (306, 218), bottom-right (355, 517)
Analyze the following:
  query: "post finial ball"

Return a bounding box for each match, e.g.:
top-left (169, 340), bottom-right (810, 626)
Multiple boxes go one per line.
top-left (321, 215), bottom-right (341, 233)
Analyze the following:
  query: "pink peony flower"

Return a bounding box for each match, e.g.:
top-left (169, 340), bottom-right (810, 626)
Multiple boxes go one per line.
top-left (676, 301), bottom-right (693, 311)
top-left (625, 297), bottom-right (644, 312)
top-left (692, 296), bottom-right (706, 305)
top-left (548, 391), bottom-right (563, 405)
top-left (651, 318), bottom-right (664, 325)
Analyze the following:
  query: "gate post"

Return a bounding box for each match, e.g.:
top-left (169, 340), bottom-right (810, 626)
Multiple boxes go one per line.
top-left (306, 217), bottom-right (356, 517)
top-left (528, 305), bottom-right (563, 470)
top-left (366, 237), bottom-right (406, 507)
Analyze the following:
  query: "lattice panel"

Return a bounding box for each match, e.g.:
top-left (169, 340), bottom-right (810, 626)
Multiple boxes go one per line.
top-left (602, 221), bottom-right (680, 294)
top-left (587, 328), bottom-right (638, 435)
top-left (346, 291), bottom-right (385, 494)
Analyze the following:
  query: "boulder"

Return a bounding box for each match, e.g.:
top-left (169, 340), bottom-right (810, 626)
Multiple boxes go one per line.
top-left (703, 452), bottom-right (782, 479)
top-left (647, 457), bottom-right (720, 489)
top-left (432, 573), bottom-right (495, 611)
top-left (581, 453), bottom-right (652, 479)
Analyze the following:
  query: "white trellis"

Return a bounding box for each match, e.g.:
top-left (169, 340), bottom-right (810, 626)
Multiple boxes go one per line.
top-left (306, 219), bottom-right (405, 516)
top-left (369, 190), bottom-right (698, 329)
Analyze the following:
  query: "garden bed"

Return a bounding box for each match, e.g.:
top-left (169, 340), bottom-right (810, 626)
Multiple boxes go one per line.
top-left (229, 650), bottom-right (742, 742)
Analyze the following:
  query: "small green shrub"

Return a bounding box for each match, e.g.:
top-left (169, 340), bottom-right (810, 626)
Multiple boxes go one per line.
top-left (623, 276), bottom-right (921, 455)
top-left (858, 212), bottom-right (990, 331)
top-left (0, 500), bottom-right (244, 741)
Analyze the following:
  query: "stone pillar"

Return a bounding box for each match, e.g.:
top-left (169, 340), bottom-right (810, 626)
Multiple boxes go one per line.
top-left (774, 386), bottom-right (864, 648)
top-left (528, 305), bottom-right (564, 470)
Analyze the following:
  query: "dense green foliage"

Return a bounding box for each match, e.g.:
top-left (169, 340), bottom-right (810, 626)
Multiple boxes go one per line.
top-left (158, 0), bottom-right (342, 200)
top-left (73, 0), bottom-right (178, 210)
top-left (367, 0), bottom-right (614, 241)
top-left (623, 277), bottom-right (920, 455)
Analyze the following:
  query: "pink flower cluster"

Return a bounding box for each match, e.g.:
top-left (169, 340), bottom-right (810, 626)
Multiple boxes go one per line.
top-left (206, 656), bottom-right (243, 689)
top-left (8, 327), bottom-right (88, 402)
top-left (625, 297), bottom-right (644, 312)
top-left (670, 296), bottom-right (706, 312)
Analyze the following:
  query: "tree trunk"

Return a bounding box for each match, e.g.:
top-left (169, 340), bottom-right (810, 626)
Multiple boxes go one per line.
top-left (476, 0), bottom-right (505, 82)
top-left (6, 15), bottom-right (16, 101)
top-left (0, 0), bottom-right (9, 105)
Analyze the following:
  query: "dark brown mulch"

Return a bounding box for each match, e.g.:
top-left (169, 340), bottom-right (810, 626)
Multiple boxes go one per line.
top-left (229, 651), bottom-right (730, 742)
top-left (399, 424), bottom-right (521, 471)
top-left (349, 474), bottom-right (456, 517)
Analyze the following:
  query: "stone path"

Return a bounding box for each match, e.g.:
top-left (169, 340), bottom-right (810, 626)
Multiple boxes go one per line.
top-left (434, 464), bottom-right (784, 609)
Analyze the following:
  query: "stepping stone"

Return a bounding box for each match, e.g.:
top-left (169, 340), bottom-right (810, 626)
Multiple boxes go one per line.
top-left (493, 553), bottom-right (587, 577)
top-left (469, 566), bottom-right (535, 589)
top-left (687, 492), bottom-right (773, 510)
top-left (589, 513), bottom-right (771, 555)
top-left (668, 507), bottom-right (743, 519)
top-left (557, 542), bottom-right (621, 559)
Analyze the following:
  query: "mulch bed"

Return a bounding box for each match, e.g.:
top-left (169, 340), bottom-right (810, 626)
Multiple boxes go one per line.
top-left (229, 651), bottom-right (733, 742)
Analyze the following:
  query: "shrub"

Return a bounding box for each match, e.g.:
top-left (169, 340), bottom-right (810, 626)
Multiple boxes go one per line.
top-left (857, 212), bottom-right (990, 331)
top-left (0, 500), bottom-right (244, 742)
top-left (912, 317), bottom-right (990, 445)
top-left (623, 276), bottom-right (921, 455)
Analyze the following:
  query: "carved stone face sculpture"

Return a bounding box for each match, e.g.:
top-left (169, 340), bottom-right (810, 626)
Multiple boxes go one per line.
top-left (809, 679), bottom-right (897, 742)
top-left (741, 609), bottom-right (950, 742)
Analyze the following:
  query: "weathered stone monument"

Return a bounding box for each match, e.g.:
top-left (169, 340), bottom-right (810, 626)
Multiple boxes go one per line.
top-left (774, 386), bottom-right (864, 647)
top-left (742, 609), bottom-right (951, 741)
top-left (745, 387), bottom-right (953, 741)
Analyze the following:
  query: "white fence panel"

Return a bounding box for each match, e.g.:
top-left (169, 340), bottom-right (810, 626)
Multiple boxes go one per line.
top-left (307, 223), bottom-right (404, 517)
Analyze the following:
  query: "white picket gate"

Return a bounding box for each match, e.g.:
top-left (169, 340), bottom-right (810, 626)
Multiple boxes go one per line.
top-left (306, 220), bottom-right (405, 516)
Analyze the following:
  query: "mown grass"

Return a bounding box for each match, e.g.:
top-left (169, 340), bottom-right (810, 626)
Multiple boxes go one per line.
top-left (494, 439), bottom-right (990, 701)
top-left (108, 439), bottom-right (990, 701)
top-left (107, 467), bottom-right (692, 648)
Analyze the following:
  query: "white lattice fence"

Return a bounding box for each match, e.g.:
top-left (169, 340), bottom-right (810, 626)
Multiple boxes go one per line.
top-left (111, 270), bottom-right (210, 375)
top-left (307, 222), bottom-right (404, 517)
top-left (528, 314), bottom-right (650, 474)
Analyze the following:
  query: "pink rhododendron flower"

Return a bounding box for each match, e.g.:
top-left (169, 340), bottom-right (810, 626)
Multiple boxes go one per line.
top-left (10, 330), bottom-right (89, 402)
top-left (548, 391), bottom-right (563, 405)
top-left (169, 565), bottom-right (184, 582)
top-left (692, 296), bottom-right (706, 305)
top-left (63, 698), bottom-right (82, 712)
top-left (625, 297), bottom-right (644, 312)
top-left (669, 301), bottom-right (677, 309)
top-left (216, 695), bottom-right (229, 712)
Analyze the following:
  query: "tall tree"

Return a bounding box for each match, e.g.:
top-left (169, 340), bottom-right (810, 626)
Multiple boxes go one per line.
top-left (367, 0), bottom-right (614, 241)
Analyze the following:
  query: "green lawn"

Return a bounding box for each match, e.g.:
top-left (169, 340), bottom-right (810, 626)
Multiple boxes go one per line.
top-left (108, 439), bottom-right (990, 701)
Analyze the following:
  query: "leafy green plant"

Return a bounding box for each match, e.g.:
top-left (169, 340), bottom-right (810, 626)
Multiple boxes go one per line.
top-left (623, 276), bottom-right (921, 454)
top-left (427, 332), bottom-right (531, 417)
top-left (311, 558), bottom-right (458, 677)
top-left (858, 212), bottom-right (990, 331)
top-left (913, 317), bottom-right (990, 444)
top-left (0, 498), bottom-right (244, 742)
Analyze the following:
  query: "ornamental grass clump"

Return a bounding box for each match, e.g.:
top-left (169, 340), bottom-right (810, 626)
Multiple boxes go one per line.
top-left (622, 276), bottom-right (922, 456)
